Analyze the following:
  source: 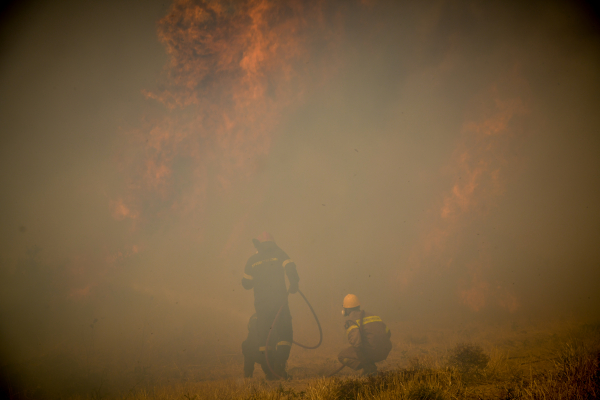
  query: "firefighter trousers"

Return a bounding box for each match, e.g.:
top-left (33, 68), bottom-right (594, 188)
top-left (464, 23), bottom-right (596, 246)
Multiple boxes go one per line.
top-left (256, 302), bottom-right (293, 374)
top-left (338, 345), bottom-right (390, 371)
top-left (242, 338), bottom-right (270, 378)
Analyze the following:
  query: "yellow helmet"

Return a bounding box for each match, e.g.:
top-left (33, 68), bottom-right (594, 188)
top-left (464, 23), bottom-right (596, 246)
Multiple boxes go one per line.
top-left (343, 294), bottom-right (360, 309)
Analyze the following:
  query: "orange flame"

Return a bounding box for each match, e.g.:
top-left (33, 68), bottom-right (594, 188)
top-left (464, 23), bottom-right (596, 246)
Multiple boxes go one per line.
top-left (404, 71), bottom-right (529, 312)
top-left (99, 0), bottom-right (374, 301)
top-left (110, 198), bottom-right (138, 221)
top-left (114, 0), bottom-right (335, 225)
top-left (441, 90), bottom-right (528, 221)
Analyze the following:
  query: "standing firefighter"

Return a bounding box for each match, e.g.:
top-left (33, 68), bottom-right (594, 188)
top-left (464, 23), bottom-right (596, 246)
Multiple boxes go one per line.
top-left (338, 294), bottom-right (392, 376)
top-left (242, 232), bottom-right (299, 379)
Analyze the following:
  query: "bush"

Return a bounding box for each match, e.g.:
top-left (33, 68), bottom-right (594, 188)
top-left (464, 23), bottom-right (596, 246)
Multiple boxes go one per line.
top-left (447, 343), bottom-right (490, 374)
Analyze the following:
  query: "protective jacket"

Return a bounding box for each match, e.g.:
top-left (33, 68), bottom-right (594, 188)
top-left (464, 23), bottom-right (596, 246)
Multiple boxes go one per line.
top-left (241, 241), bottom-right (299, 309)
top-left (344, 309), bottom-right (392, 362)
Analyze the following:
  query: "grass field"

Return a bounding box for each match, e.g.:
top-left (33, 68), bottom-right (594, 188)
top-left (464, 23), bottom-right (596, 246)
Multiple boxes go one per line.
top-left (6, 317), bottom-right (600, 399)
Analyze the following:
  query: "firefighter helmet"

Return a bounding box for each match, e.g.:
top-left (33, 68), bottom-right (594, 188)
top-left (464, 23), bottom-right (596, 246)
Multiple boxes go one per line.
top-left (256, 231), bottom-right (274, 242)
top-left (343, 294), bottom-right (360, 309)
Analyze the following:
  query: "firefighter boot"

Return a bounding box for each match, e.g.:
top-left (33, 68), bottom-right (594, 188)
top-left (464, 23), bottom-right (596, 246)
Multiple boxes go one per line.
top-left (275, 344), bottom-right (291, 379)
top-left (243, 355), bottom-right (254, 378)
top-left (265, 350), bottom-right (281, 380)
top-left (258, 352), bottom-right (276, 380)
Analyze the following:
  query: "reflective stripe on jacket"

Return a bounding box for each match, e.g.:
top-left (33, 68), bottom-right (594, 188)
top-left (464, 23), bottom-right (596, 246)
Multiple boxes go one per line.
top-left (241, 241), bottom-right (299, 309)
top-left (344, 309), bottom-right (392, 354)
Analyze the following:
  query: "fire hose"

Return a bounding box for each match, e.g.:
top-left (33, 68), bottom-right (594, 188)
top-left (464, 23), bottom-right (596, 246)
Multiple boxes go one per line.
top-left (263, 289), bottom-right (346, 379)
top-left (264, 289), bottom-right (321, 379)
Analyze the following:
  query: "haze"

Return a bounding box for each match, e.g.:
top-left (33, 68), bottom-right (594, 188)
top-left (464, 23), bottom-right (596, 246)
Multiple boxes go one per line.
top-left (1, 0), bottom-right (599, 396)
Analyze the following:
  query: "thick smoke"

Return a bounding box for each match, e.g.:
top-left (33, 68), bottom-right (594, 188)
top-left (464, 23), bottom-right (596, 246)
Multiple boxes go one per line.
top-left (0, 0), bottom-right (599, 396)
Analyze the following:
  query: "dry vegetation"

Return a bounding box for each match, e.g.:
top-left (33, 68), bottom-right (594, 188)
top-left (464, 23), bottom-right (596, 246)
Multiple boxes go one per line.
top-left (6, 319), bottom-right (600, 400)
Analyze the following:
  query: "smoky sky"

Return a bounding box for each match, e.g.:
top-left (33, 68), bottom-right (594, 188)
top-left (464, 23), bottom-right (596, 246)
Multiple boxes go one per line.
top-left (1, 0), bottom-right (600, 395)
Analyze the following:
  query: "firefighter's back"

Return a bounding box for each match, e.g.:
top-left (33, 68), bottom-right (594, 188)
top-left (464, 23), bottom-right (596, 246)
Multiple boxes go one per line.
top-left (347, 309), bottom-right (392, 362)
top-left (246, 243), bottom-right (289, 308)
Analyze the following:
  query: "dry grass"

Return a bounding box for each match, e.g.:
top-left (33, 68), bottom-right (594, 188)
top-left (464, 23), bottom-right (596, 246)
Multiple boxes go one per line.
top-left (68, 328), bottom-right (599, 400)
top-left (6, 320), bottom-right (600, 400)
top-left (88, 345), bottom-right (596, 400)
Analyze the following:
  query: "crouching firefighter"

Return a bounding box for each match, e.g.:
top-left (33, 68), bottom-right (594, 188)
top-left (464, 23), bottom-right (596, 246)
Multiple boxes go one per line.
top-left (338, 294), bottom-right (392, 376)
top-left (242, 232), bottom-right (299, 379)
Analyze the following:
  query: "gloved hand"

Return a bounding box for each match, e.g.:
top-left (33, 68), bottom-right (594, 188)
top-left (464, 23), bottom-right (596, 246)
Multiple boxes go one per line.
top-left (288, 282), bottom-right (299, 294)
